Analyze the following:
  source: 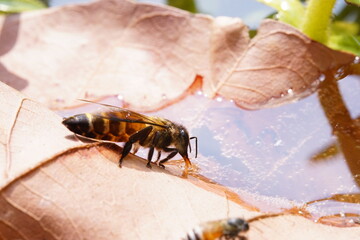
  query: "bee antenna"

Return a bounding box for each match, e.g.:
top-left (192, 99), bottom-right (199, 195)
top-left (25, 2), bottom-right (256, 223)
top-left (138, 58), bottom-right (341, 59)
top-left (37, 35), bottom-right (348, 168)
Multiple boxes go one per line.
top-left (190, 136), bottom-right (198, 158)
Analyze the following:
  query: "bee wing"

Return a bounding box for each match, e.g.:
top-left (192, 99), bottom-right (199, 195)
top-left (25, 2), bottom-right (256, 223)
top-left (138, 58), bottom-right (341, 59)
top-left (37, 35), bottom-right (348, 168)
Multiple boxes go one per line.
top-left (78, 99), bottom-right (168, 128)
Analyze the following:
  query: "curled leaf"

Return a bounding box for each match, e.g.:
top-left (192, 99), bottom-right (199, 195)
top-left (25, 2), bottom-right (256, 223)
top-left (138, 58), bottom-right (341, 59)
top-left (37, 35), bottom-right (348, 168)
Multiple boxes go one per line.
top-left (0, 81), bottom-right (80, 188)
top-left (207, 19), bottom-right (355, 109)
top-left (0, 0), bottom-right (354, 111)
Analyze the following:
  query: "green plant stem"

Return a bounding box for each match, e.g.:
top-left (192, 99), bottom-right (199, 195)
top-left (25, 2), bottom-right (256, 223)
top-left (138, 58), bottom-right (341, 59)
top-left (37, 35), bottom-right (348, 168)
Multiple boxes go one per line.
top-left (301, 0), bottom-right (336, 44)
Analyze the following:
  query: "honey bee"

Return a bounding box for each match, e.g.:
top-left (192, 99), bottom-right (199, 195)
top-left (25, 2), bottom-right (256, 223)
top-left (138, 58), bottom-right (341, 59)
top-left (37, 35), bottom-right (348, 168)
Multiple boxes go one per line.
top-left (62, 100), bottom-right (197, 169)
top-left (185, 218), bottom-right (249, 240)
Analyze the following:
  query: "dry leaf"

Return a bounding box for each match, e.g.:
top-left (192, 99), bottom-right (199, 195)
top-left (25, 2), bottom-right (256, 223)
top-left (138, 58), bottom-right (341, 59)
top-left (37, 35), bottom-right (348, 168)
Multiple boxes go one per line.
top-left (0, 0), bottom-right (354, 110)
top-left (1, 81), bottom-right (360, 239)
top-left (0, 0), bottom-right (359, 239)
top-left (0, 81), bottom-right (81, 188)
top-left (208, 19), bottom-right (355, 109)
top-left (0, 0), bottom-right (243, 110)
top-left (0, 80), bottom-right (252, 239)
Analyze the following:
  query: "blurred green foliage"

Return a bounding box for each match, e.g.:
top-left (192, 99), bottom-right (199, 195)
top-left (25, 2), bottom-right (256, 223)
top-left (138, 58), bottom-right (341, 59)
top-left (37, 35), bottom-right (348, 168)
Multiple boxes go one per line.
top-left (257, 0), bottom-right (305, 28)
top-left (345, 0), bottom-right (360, 6)
top-left (167, 0), bottom-right (198, 13)
top-left (257, 0), bottom-right (359, 55)
top-left (0, 0), bottom-right (47, 13)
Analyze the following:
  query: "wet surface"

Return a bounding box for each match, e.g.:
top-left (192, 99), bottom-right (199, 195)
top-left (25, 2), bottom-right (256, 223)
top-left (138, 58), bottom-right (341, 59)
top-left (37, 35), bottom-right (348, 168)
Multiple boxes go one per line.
top-left (59, 73), bottom-right (360, 226)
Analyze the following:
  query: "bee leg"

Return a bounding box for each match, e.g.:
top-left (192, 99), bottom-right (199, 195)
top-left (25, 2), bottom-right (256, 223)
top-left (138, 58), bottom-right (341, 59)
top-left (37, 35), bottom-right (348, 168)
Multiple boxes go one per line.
top-left (119, 126), bottom-right (153, 167)
top-left (132, 144), bottom-right (140, 155)
top-left (232, 236), bottom-right (246, 240)
top-left (155, 151), bottom-right (162, 163)
top-left (147, 147), bottom-right (155, 168)
top-left (146, 131), bottom-right (161, 168)
top-left (158, 148), bottom-right (178, 168)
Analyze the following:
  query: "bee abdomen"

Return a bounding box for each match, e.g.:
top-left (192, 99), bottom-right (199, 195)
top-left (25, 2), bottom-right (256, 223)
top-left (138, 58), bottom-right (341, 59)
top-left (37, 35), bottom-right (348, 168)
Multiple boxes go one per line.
top-left (62, 114), bottom-right (92, 135)
top-left (62, 113), bottom-right (129, 141)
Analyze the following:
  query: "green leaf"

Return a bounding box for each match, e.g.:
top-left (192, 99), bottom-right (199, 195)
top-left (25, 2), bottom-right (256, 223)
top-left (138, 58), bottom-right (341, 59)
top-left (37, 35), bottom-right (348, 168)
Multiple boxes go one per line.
top-left (345, 0), bottom-right (360, 7)
top-left (258, 0), bottom-right (359, 54)
top-left (256, 0), bottom-right (305, 28)
top-left (328, 21), bottom-right (360, 56)
top-left (335, 4), bottom-right (360, 22)
top-left (167, 0), bottom-right (198, 13)
top-left (0, 0), bottom-right (46, 13)
top-left (301, 0), bottom-right (336, 44)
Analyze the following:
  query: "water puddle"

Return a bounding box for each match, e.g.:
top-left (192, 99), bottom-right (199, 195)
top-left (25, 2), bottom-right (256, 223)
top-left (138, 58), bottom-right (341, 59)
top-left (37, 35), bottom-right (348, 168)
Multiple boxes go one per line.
top-left (59, 73), bottom-right (360, 227)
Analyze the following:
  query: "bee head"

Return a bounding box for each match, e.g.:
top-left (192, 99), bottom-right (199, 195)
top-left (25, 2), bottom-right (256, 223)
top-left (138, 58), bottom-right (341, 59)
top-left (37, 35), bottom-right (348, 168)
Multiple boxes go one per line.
top-left (174, 126), bottom-right (190, 158)
top-left (224, 218), bottom-right (249, 236)
top-left (172, 124), bottom-right (197, 168)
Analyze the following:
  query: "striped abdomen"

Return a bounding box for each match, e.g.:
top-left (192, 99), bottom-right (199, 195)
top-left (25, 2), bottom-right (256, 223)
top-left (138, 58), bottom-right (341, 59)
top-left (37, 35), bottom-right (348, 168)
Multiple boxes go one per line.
top-left (184, 218), bottom-right (249, 240)
top-left (62, 113), bottom-right (146, 142)
top-left (185, 225), bottom-right (222, 240)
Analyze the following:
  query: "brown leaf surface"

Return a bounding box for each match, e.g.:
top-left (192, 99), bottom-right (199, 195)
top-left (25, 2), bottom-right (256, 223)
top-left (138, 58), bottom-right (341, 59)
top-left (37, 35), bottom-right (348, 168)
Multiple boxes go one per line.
top-left (0, 0), bottom-right (359, 239)
top-left (1, 76), bottom-right (360, 239)
top-left (0, 81), bottom-right (81, 188)
top-left (0, 0), bottom-right (248, 110)
top-left (0, 0), bottom-right (354, 110)
top-left (209, 20), bottom-right (355, 109)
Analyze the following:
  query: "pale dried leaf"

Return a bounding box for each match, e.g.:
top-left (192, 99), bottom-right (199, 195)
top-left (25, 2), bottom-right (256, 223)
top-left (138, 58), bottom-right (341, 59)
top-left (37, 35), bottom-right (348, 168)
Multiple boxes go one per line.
top-left (2, 144), bottom-right (359, 240)
top-left (0, 81), bottom-right (81, 188)
top-left (0, 0), bottom-right (354, 110)
top-left (0, 144), bottom-right (257, 239)
top-left (0, 0), bottom-right (359, 239)
top-left (0, 0), bottom-right (248, 110)
top-left (206, 19), bottom-right (355, 109)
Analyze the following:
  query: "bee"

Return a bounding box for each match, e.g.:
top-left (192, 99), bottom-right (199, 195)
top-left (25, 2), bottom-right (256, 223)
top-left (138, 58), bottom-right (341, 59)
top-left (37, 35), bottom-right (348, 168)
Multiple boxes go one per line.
top-left (185, 218), bottom-right (249, 240)
top-left (62, 100), bottom-right (197, 169)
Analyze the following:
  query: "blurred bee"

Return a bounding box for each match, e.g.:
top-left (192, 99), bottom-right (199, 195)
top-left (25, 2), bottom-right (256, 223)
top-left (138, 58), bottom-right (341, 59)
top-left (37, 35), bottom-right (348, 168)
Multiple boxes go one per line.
top-left (185, 217), bottom-right (249, 240)
top-left (62, 100), bottom-right (197, 169)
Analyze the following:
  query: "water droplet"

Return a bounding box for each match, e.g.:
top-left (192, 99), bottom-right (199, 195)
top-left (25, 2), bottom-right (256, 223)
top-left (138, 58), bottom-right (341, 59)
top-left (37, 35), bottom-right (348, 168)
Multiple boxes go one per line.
top-left (196, 90), bottom-right (203, 96)
top-left (354, 56), bottom-right (360, 64)
top-left (216, 96), bottom-right (223, 102)
top-left (287, 88), bottom-right (294, 96)
top-left (318, 74), bottom-right (326, 82)
top-left (117, 95), bottom-right (124, 100)
top-left (334, 67), bottom-right (346, 80)
top-left (274, 139), bottom-right (283, 147)
top-left (340, 212), bottom-right (345, 218)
